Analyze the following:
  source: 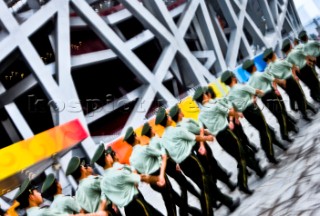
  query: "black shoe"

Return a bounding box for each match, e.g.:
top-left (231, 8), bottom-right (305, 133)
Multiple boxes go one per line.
top-left (268, 157), bottom-right (279, 165)
top-left (229, 198), bottom-right (240, 213)
top-left (302, 115), bottom-right (312, 122)
top-left (257, 168), bottom-right (267, 178)
top-left (290, 126), bottom-right (299, 134)
top-left (282, 135), bottom-right (293, 143)
top-left (246, 169), bottom-right (252, 176)
top-left (227, 172), bottom-right (233, 178)
top-left (307, 104), bottom-right (318, 114)
top-left (239, 186), bottom-right (254, 195)
top-left (226, 181), bottom-right (237, 192)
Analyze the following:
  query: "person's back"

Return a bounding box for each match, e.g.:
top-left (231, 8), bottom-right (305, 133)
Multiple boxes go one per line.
top-left (76, 175), bottom-right (103, 213)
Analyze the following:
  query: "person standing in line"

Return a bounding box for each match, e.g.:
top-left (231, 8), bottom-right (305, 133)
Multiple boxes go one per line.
top-left (123, 126), bottom-right (177, 216)
top-left (41, 174), bottom-right (83, 214)
top-left (263, 48), bottom-right (315, 122)
top-left (299, 30), bottom-right (320, 69)
top-left (140, 122), bottom-right (203, 216)
top-left (220, 70), bottom-right (286, 164)
top-left (243, 59), bottom-right (297, 142)
top-left (168, 103), bottom-right (237, 192)
top-left (282, 38), bottom-right (320, 103)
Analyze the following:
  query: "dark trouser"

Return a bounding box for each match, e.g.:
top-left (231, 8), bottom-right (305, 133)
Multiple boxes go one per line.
top-left (243, 103), bottom-right (275, 161)
top-left (166, 158), bottom-right (202, 216)
top-left (124, 192), bottom-right (163, 216)
top-left (193, 142), bottom-right (233, 189)
top-left (179, 155), bottom-right (214, 216)
top-left (275, 94), bottom-right (297, 130)
top-left (150, 170), bottom-right (176, 216)
top-left (297, 65), bottom-right (320, 101)
top-left (232, 120), bottom-right (258, 153)
top-left (283, 76), bottom-right (309, 116)
top-left (261, 90), bottom-right (295, 139)
top-left (316, 56), bottom-right (320, 69)
top-left (216, 127), bottom-right (248, 190)
top-left (232, 122), bottom-right (265, 176)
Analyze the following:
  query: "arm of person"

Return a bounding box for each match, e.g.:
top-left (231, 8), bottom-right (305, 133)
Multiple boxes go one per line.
top-left (157, 154), bottom-right (168, 187)
top-left (198, 126), bottom-right (207, 155)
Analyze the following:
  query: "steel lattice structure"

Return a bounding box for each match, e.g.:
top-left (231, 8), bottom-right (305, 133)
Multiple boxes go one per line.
top-left (0, 0), bottom-right (301, 204)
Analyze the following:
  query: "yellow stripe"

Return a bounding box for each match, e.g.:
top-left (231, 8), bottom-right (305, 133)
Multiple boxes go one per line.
top-left (227, 129), bottom-right (248, 185)
top-left (190, 155), bottom-right (211, 216)
top-left (258, 106), bottom-right (274, 156)
top-left (136, 198), bottom-right (150, 216)
top-left (275, 95), bottom-right (288, 137)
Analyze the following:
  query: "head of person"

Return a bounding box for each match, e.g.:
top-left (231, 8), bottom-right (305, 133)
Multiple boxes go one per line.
top-left (293, 38), bottom-right (300, 46)
top-left (192, 86), bottom-right (207, 104)
top-left (281, 39), bottom-right (292, 53)
top-left (14, 179), bottom-right (43, 209)
top-left (123, 127), bottom-right (139, 146)
top-left (298, 30), bottom-right (308, 42)
top-left (169, 104), bottom-right (184, 123)
top-left (206, 86), bottom-right (216, 100)
top-left (41, 174), bottom-right (61, 201)
top-left (141, 122), bottom-right (155, 138)
top-left (91, 144), bottom-right (116, 168)
top-left (220, 70), bottom-right (237, 86)
top-left (66, 156), bottom-right (93, 181)
top-left (242, 59), bottom-right (256, 74)
top-left (155, 107), bottom-right (171, 127)
top-left (263, 48), bottom-right (276, 63)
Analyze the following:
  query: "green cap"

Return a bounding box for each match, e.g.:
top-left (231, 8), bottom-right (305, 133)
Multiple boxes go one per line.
top-left (124, 127), bottom-right (135, 142)
top-left (91, 143), bottom-right (105, 165)
top-left (14, 179), bottom-right (31, 200)
top-left (141, 122), bottom-right (151, 137)
top-left (281, 39), bottom-right (291, 51)
top-left (242, 59), bottom-right (255, 71)
top-left (220, 70), bottom-right (234, 83)
top-left (41, 174), bottom-right (55, 194)
top-left (298, 30), bottom-right (307, 40)
top-left (192, 87), bottom-right (205, 101)
top-left (105, 146), bottom-right (115, 157)
top-left (155, 107), bottom-right (166, 125)
top-left (66, 156), bottom-right (81, 176)
top-left (169, 104), bottom-right (180, 119)
top-left (263, 48), bottom-right (274, 61)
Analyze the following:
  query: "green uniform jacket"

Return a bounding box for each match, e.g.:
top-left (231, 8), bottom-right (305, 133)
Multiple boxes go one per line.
top-left (50, 194), bottom-right (81, 214)
top-left (264, 59), bottom-right (293, 79)
top-left (75, 175), bottom-right (105, 213)
top-left (198, 99), bottom-right (229, 136)
top-left (100, 165), bottom-right (140, 208)
top-left (227, 84), bottom-right (256, 112)
top-left (161, 126), bottom-right (196, 164)
top-left (247, 71), bottom-right (274, 94)
top-left (129, 144), bottom-right (162, 175)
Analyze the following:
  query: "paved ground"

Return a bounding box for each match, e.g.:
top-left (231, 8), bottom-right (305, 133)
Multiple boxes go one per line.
top-left (136, 76), bottom-right (320, 216)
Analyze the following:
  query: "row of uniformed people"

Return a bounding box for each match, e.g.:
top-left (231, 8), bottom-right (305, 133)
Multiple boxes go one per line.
top-left (12, 31), bottom-right (319, 216)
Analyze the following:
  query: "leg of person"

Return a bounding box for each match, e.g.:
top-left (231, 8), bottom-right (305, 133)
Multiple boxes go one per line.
top-left (216, 128), bottom-right (252, 195)
top-left (150, 171), bottom-right (177, 216)
top-left (233, 121), bottom-right (259, 153)
top-left (287, 77), bottom-right (312, 121)
top-left (166, 158), bottom-right (201, 216)
top-left (243, 104), bottom-right (277, 164)
top-left (275, 94), bottom-right (298, 133)
top-left (194, 142), bottom-right (236, 191)
top-left (298, 65), bottom-right (320, 102)
top-left (124, 193), bottom-right (163, 216)
top-left (210, 179), bottom-right (240, 213)
top-left (179, 155), bottom-right (213, 216)
top-left (261, 91), bottom-right (291, 142)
